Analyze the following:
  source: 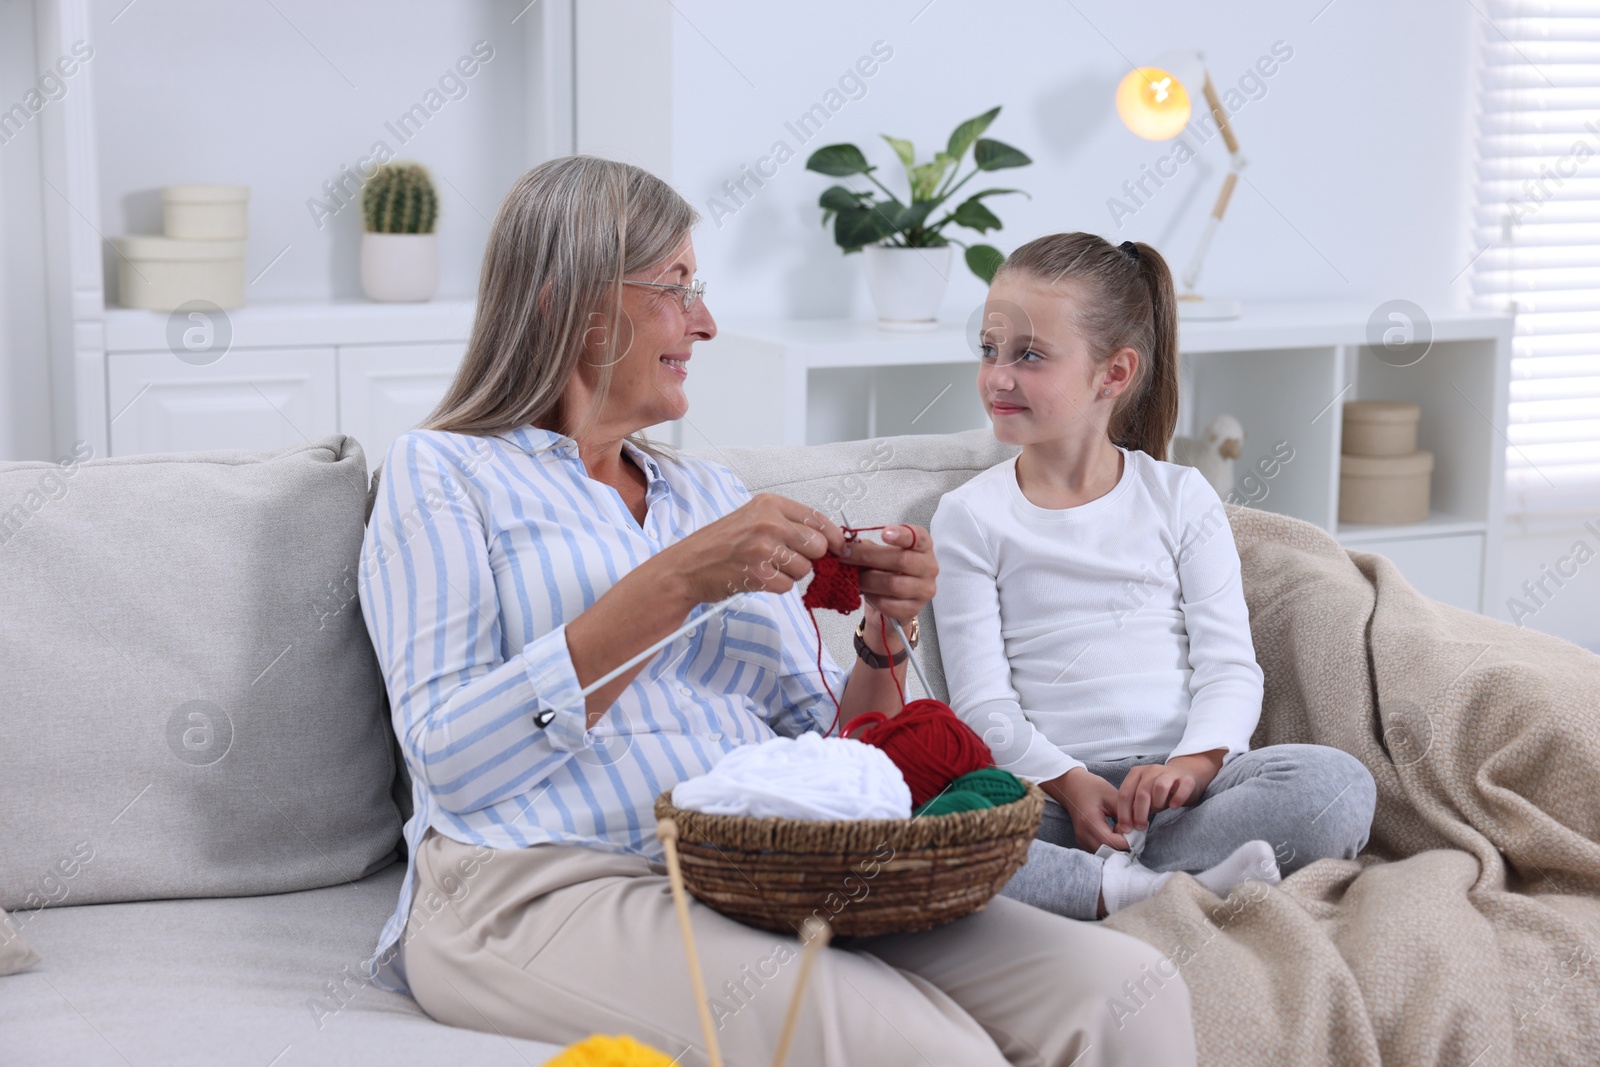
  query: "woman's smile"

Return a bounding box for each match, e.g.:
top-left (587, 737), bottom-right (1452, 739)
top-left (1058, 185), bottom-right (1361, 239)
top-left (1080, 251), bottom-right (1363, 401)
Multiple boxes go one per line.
top-left (660, 352), bottom-right (690, 379)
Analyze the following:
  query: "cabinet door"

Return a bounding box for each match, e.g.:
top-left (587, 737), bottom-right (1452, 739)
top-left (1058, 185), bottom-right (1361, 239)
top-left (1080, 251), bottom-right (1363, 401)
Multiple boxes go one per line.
top-left (338, 343), bottom-right (467, 467)
top-left (107, 348), bottom-right (337, 456)
top-left (1344, 533), bottom-right (1485, 613)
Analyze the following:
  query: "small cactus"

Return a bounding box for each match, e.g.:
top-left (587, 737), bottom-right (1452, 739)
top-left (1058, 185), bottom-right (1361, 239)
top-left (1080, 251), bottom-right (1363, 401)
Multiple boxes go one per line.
top-left (362, 162), bottom-right (438, 234)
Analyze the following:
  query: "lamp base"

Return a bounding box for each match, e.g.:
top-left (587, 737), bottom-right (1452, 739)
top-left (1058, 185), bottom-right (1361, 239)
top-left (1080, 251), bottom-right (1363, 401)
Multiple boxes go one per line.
top-left (1176, 295), bottom-right (1241, 321)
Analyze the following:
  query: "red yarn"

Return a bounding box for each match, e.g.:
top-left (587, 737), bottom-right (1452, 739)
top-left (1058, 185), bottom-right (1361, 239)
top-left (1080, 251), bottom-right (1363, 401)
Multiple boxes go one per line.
top-left (803, 525), bottom-right (918, 736)
top-left (802, 553), bottom-right (861, 613)
top-left (841, 699), bottom-right (994, 807)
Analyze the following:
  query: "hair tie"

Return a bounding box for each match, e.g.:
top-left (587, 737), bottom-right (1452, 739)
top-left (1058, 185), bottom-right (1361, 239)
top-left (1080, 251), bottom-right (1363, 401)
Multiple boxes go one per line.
top-left (1119, 240), bottom-right (1140, 261)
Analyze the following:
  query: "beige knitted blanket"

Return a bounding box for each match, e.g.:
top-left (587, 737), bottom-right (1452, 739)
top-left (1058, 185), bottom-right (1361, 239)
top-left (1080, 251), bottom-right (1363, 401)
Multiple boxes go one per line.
top-left (1103, 505), bottom-right (1600, 1067)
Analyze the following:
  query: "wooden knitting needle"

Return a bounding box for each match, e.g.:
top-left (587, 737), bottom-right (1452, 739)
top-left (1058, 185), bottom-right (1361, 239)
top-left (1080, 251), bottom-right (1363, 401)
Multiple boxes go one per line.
top-left (656, 818), bottom-right (723, 1067)
top-left (771, 916), bottom-right (832, 1067)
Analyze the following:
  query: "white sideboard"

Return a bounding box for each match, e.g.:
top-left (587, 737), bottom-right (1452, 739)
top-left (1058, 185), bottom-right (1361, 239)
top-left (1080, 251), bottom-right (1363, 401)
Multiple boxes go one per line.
top-left (682, 305), bottom-right (1513, 618)
top-left (102, 301), bottom-right (477, 467)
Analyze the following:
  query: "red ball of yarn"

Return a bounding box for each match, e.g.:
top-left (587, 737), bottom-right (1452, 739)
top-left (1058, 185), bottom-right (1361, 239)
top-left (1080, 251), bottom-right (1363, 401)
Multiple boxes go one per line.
top-left (803, 553), bottom-right (861, 614)
top-left (841, 700), bottom-right (995, 807)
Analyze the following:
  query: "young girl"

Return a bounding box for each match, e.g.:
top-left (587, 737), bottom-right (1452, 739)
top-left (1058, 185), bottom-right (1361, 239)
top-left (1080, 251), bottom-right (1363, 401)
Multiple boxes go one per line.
top-left (931, 233), bottom-right (1377, 920)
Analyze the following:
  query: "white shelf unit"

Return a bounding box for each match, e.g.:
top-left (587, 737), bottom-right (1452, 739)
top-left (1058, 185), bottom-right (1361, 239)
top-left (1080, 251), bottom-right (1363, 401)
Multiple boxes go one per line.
top-left (680, 303), bottom-right (1513, 617)
top-left (679, 320), bottom-right (983, 449)
top-left (31, 0), bottom-right (583, 465)
top-left (102, 300), bottom-right (477, 464)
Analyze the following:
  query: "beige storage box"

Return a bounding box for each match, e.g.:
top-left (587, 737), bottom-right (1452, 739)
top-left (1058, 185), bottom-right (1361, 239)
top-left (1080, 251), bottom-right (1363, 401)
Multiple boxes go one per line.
top-left (1339, 450), bottom-right (1433, 524)
top-left (116, 236), bottom-right (247, 311)
top-left (1343, 400), bottom-right (1421, 456)
top-left (162, 184), bottom-right (250, 240)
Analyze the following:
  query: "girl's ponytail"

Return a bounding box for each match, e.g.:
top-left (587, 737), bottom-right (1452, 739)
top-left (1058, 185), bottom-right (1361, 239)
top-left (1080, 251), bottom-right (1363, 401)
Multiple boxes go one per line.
top-left (1119, 241), bottom-right (1179, 462)
top-left (996, 233), bottom-right (1181, 461)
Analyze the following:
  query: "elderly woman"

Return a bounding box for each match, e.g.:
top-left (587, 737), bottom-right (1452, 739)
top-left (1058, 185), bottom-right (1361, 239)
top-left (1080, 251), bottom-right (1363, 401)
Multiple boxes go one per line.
top-left (357, 156), bottom-right (1195, 1066)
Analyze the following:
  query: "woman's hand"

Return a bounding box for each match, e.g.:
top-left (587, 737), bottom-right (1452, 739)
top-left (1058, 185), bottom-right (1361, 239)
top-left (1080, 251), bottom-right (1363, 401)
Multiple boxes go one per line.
top-left (656, 493), bottom-right (846, 606)
top-left (1045, 767), bottom-right (1130, 853)
top-left (1113, 749), bottom-right (1224, 833)
top-left (841, 524), bottom-right (937, 629)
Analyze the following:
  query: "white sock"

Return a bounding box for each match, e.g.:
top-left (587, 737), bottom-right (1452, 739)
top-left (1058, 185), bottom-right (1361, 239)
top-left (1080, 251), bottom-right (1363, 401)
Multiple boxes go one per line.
top-left (1097, 845), bottom-right (1175, 914)
top-left (1097, 839), bottom-right (1282, 915)
top-left (1189, 840), bottom-right (1282, 898)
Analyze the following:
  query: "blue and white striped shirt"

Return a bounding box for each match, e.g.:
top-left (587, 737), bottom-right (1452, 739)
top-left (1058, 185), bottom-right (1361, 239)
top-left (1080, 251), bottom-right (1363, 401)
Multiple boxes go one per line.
top-left (356, 424), bottom-right (846, 995)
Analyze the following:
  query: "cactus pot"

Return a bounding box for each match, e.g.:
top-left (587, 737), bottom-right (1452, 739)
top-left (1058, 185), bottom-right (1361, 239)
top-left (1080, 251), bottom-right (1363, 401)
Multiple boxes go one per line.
top-left (361, 232), bottom-right (439, 302)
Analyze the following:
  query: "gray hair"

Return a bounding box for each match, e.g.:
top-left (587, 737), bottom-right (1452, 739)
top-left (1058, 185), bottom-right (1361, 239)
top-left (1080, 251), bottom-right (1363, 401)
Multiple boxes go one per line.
top-left (421, 155), bottom-right (698, 446)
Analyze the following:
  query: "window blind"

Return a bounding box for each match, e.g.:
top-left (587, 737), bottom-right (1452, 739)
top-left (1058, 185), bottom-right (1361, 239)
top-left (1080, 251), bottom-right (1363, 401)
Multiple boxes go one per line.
top-left (1473, 1), bottom-right (1600, 531)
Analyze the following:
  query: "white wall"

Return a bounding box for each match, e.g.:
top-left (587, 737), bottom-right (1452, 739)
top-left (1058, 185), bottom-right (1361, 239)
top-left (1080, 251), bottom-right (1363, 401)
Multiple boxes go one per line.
top-left (0, 0), bottom-right (55, 463)
top-left (575, 0), bottom-right (670, 178)
top-left (88, 0), bottom-right (535, 305)
top-left (670, 0), bottom-right (1479, 324)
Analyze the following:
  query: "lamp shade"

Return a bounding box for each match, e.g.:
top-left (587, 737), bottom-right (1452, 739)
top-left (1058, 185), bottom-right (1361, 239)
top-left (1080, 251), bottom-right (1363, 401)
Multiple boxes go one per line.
top-left (1115, 50), bottom-right (1207, 142)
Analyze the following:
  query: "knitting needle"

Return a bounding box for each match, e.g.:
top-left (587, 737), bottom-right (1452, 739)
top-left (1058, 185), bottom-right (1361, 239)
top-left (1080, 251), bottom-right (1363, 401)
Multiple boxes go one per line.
top-left (656, 818), bottom-right (724, 1067)
top-left (770, 916), bottom-right (832, 1067)
top-left (839, 509), bottom-right (934, 699)
top-left (573, 592), bottom-right (749, 701)
top-left (887, 616), bottom-right (933, 699)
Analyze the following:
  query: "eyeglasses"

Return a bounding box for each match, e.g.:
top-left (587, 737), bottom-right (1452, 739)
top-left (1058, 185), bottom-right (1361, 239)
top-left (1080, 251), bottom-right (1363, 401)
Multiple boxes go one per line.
top-left (621, 278), bottom-right (706, 312)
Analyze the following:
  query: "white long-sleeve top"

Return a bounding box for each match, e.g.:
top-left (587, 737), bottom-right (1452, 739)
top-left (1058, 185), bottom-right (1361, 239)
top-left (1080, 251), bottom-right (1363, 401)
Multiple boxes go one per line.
top-left (930, 445), bottom-right (1263, 784)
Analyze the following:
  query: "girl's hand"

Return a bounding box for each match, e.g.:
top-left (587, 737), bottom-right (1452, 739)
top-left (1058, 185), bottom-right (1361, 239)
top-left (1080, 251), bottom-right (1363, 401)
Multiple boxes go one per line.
top-left (1046, 767), bottom-right (1130, 853)
top-left (839, 524), bottom-right (937, 626)
top-left (656, 493), bottom-right (845, 605)
top-left (1114, 750), bottom-right (1224, 833)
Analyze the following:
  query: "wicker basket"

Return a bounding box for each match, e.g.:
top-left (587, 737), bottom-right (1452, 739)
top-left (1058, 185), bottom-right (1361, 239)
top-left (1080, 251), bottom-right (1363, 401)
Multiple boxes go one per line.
top-left (654, 781), bottom-right (1045, 937)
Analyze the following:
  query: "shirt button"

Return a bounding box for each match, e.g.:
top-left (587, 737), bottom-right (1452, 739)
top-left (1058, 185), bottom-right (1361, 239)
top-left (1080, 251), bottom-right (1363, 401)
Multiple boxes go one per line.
top-left (678, 686), bottom-right (692, 697)
top-left (709, 732), bottom-right (722, 741)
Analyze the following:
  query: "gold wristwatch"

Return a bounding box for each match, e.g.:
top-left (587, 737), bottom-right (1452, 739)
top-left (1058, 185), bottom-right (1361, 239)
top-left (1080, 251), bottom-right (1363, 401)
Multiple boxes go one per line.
top-left (853, 614), bottom-right (918, 670)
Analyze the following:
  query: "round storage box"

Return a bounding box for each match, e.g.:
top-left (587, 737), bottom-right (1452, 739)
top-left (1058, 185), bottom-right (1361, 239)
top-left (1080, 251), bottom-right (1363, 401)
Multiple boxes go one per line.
top-left (1339, 450), bottom-right (1433, 524)
top-left (162, 185), bottom-right (250, 240)
top-left (116, 235), bottom-right (246, 311)
top-left (1342, 400), bottom-right (1421, 457)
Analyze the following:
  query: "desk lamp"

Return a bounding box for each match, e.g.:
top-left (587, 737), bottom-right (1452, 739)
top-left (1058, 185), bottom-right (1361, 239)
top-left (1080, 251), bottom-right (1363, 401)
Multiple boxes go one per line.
top-left (1115, 51), bottom-right (1245, 320)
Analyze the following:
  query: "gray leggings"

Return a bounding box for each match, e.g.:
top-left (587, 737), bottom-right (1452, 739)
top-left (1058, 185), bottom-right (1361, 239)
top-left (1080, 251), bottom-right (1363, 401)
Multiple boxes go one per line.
top-left (1000, 743), bottom-right (1377, 921)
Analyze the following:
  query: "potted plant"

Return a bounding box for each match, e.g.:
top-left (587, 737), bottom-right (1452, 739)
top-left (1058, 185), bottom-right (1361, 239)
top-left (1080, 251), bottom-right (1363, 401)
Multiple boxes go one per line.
top-left (360, 161), bottom-right (439, 303)
top-left (807, 106), bottom-right (1031, 328)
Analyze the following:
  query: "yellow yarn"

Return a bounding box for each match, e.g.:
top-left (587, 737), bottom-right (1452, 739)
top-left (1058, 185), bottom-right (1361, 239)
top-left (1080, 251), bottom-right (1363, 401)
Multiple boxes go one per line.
top-left (545, 1034), bottom-right (677, 1066)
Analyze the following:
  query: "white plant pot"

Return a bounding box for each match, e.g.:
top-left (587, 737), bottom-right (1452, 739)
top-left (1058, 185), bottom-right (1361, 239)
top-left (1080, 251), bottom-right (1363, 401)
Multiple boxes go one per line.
top-left (863, 244), bottom-right (953, 330)
top-left (361, 232), bottom-right (439, 303)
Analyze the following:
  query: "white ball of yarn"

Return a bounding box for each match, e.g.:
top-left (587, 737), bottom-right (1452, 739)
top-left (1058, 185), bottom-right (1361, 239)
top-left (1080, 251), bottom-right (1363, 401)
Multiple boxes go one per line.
top-left (672, 733), bottom-right (912, 821)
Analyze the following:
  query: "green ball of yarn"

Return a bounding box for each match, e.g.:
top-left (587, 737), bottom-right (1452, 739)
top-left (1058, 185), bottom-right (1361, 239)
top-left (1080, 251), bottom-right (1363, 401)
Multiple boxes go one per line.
top-left (914, 791), bottom-right (994, 817)
top-left (946, 767), bottom-right (1027, 806)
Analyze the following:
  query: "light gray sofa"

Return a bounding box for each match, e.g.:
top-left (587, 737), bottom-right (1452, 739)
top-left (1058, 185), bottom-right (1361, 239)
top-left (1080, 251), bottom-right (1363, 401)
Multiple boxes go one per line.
top-left (0, 428), bottom-right (1016, 1065)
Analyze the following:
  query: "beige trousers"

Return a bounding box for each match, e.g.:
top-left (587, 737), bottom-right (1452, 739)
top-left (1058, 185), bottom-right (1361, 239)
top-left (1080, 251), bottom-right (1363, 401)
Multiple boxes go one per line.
top-left (401, 827), bottom-right (1195, 1067)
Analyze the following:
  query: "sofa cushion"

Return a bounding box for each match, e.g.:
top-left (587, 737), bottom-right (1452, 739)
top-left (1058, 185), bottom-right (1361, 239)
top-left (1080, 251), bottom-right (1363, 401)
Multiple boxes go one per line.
top-left (689, 427), bottom-right (1018, 704)
top-left (0, 435), bottom-right (401, 909)
top-left (1, 905), bottom-right (40, 975)
top-left (5, 862), bottom-right (562, 1065)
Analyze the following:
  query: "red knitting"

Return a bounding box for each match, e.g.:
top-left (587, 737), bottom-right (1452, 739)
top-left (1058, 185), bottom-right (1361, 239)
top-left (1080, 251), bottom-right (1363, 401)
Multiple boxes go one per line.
top-left (803, 554), bottom-right (861, 613)
top-left (803, 525), bottom-right (918, 735)
top-left (840, 700), bottom-right (994, 808)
